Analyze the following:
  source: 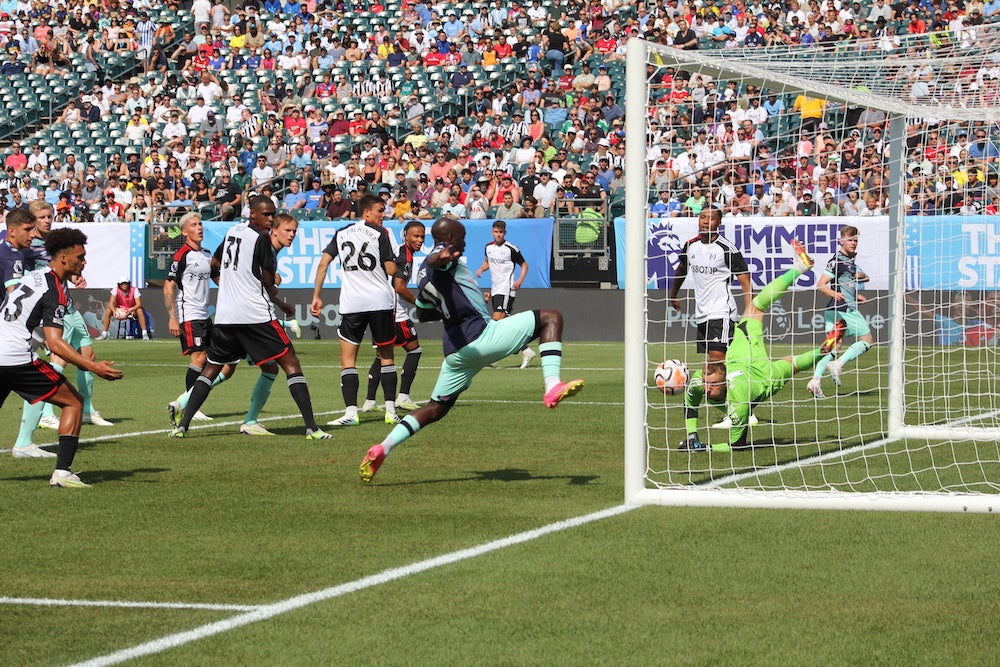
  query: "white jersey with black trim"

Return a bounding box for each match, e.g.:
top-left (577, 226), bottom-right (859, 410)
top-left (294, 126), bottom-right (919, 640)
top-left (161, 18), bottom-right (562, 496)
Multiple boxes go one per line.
top-left (0, 268), bottom-right (66, 366)
top-left (166, 243), bottom-right (213, 322)
top-left (484, 240), bottom-right (526, 297)
top-left (212, 222), bottom-right (277, 325)
top-left (678, 233), bottom-right (749, 323)
top-left (324, 220), bottom-right (395, 314)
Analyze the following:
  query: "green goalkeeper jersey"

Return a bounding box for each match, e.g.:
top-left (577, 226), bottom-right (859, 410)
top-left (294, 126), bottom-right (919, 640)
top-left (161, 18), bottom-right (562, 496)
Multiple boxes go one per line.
top-left (684, 349), bottom-right (793, 449)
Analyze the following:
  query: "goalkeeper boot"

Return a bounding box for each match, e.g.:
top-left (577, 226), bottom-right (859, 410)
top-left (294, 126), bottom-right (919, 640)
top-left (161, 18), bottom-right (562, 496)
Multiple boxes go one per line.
top-left (543, 379), bottom-right (585, 408)
top-left (827, 359), bottom-right (844, 387)
top-left (807, 377), bottom-right (826, 399)
top-left (820, 319), bottom-right (847, 355)
top-left (790, 238), bottom-right (814, 273)
top-left (359, 444), bottom-right (386, 483)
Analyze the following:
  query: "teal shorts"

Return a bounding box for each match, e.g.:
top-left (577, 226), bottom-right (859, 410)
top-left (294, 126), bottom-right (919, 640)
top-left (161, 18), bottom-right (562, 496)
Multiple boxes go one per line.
top-left (61, 309), bottom-right (93, 349)
top-left (727, 318), bottom-right (794, 391)
top-left (430, 310), bottom-right (538, 402)
top-left (824, 309), bottom-right (870, 338)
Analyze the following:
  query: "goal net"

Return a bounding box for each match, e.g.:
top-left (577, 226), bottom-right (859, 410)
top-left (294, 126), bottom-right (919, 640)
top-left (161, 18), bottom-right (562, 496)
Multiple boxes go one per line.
top-left (622, 28), bottom-right (1000, 513)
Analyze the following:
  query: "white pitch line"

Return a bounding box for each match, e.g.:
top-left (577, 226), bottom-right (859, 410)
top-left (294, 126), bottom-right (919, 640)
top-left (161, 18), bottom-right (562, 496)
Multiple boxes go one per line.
top-left (70, 503), bottom-right (637, 667)
top-left (0, 597), bottom-right (261, 612)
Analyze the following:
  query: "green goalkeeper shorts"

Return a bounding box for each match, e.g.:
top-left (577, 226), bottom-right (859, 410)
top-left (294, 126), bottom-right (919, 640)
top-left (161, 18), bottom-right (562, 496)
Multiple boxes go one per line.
top-left (727, 318), bottom-right (794, 397)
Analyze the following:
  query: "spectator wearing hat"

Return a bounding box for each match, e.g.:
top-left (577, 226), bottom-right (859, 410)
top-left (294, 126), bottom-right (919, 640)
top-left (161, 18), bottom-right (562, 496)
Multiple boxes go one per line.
top-left (795, 189), bottom-right (818, 216)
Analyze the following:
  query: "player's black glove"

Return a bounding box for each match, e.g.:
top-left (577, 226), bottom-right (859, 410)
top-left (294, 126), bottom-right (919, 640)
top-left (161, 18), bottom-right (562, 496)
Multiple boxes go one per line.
top-left (679, 434), bottom-right (708, 452)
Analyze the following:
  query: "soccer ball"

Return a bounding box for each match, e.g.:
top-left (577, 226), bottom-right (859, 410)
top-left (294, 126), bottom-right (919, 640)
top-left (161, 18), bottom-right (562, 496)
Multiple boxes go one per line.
top-left (114, 308), bottom-right (130, 320)
top-left (654, 359), bottom-right (689, 395)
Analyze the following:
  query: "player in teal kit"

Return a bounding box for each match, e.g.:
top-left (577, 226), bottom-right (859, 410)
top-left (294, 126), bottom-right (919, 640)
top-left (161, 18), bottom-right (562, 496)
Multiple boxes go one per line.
top-left (681, 239), bottom-right (845, 452)
top-left (807, 225), bottom-right (872, 399)
top-left (359, 217), bottom-right (584, 482)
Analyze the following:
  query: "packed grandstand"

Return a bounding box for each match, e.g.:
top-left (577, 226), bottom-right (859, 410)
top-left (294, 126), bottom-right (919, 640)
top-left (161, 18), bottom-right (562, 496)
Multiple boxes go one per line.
top-left (0, 0), bottom-right (998, 229)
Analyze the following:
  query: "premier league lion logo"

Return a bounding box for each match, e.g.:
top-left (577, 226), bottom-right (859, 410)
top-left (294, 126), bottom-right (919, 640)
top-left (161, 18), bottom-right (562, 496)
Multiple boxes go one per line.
top-left (767, 301), bottom-right (791, 342)
top-left (646, 221), bottom-right (684, 289)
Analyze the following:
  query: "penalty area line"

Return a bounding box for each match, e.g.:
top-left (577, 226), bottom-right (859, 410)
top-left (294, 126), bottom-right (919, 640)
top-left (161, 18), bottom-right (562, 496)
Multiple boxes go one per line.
top-left (70, 503), bottom-right (637, 667)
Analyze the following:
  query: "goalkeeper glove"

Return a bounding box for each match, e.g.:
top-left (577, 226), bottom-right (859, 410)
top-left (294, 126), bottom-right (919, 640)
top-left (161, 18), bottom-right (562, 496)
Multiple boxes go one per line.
top-left (679, 433), bottom-right (708, 452)
top-left (284, 319), bottom-right (302, 339)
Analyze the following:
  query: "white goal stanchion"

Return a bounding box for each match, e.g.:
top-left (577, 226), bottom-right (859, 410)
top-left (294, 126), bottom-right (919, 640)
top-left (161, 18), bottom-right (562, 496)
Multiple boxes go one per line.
top-left (623, 34), bottom-right (1000, 513)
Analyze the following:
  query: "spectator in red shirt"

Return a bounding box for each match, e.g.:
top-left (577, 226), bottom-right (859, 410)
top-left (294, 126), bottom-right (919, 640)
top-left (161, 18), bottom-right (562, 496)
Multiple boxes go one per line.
top-left (283, 107), bottom-right (307, 138)
top-left (4, 141), bottom-right (27, 171)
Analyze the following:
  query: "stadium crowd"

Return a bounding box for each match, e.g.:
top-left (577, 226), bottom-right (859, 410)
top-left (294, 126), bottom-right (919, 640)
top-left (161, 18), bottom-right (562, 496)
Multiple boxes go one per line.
top-left (0, 0), bottom-right (998, 227)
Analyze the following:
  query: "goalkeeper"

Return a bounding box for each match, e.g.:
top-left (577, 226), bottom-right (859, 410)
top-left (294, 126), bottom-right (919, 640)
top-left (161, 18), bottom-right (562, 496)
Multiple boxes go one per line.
top-left (680, 239), bottom-right (844, 452)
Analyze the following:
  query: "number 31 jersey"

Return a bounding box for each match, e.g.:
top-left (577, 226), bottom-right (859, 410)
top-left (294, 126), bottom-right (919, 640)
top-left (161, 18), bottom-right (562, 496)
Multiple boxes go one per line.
top-left (212, 222), bottom-right (277, 325)
top-left (324, 221), bottom-right (395, 314)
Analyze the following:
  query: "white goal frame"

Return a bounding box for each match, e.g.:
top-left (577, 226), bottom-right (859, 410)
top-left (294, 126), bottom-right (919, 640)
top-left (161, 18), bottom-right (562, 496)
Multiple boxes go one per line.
top-left (622, 37), bottom-right (1000, 514)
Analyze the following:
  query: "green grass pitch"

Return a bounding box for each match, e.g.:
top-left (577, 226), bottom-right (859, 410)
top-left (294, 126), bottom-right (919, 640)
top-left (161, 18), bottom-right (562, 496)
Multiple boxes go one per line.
top-left (2, 340), bottom-right (999, 665)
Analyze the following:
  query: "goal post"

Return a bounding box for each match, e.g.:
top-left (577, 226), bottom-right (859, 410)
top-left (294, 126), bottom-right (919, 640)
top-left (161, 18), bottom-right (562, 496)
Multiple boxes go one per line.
top-left (623, 33), bottom-right (1000, 513)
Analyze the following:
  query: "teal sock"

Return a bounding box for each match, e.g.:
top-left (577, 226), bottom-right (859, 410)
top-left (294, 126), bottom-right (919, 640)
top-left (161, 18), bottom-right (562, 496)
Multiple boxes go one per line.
top-left (178, 373), bottom-right (227, 410)
top-left (813, 352), bottom-right (834, 379)
top-left (752, 268), bottom-right (802, 312)
top-left (838, 340), bottom-right (871, 366)
top-left (244, 372), bottom-right (277, 424)
top-left (381, 415), bottom-right (421, 455)
top-left (41, 363), bottom-right (66, 420)
top-left (538, 341), bottom-right (563, 389)
top-left (77, 368), bottom-right (95, 414)
top-left (15, 400), bottom-right (45, 448)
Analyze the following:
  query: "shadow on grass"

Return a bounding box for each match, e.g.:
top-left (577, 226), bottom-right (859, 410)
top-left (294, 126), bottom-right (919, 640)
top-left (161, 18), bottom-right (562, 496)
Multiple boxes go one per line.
top-left (4, 468), bottom-right (171, 484)
top-left (377, 468), bottom-right (599, 487)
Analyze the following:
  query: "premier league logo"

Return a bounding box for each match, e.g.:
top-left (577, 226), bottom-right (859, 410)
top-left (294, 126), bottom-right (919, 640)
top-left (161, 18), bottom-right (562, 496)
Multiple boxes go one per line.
top-left (767, 301), bottom-right (791, 341)
top-left (646, 221), bottom-right (684, 289)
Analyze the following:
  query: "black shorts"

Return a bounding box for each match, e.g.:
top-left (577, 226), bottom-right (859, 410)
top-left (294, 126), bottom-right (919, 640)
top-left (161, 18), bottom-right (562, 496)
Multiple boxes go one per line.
top-left (0, 359), bottom-right (67, 406)
top-left (338, 310), bottom-right (396, 347)
top-left (207, 321), bottom-right (291, 366)
top-left (491, 293), bottom-right (515, 315)
top-left (695, 318), bottom-right (735, 354)
top-left (179, 318), bottom-right (212, 355)
top-left (394, 319), bottom-right (418, 347)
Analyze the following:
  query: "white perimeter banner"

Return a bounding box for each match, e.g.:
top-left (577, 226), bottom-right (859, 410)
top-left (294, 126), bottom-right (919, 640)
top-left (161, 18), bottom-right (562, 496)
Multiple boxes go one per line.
top-left (53, 223), bottom-right (141, 290)
top-left (614, 216), bottom-right (890, 291)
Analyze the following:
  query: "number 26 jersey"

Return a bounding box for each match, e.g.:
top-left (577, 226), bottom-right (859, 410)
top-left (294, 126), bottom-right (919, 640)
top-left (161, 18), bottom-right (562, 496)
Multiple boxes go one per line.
top-left (324, 221), bottom-right (395, 314)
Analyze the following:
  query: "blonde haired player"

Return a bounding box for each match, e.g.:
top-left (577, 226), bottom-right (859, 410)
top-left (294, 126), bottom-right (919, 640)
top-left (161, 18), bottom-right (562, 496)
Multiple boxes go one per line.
top-left (807, 225), bottom-right (871, 399)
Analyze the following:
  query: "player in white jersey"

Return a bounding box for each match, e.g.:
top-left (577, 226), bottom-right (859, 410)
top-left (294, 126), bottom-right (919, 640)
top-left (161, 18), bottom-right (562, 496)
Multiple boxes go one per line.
top-left (668, 206), bottom-right (752, 361)
top-left (0, 228), bottom-right (123, 487)
top-left (361, 220), bottom-right (426, 414)
top-left (165, 210), bottom-right (302, 434)
top-left (170, 197), bottom-right (330, 440)
top-left (311, 193), bottom-right (399, 426)
top-left (667, 206), bottom-right (754, 430)
top-left (475, 220), bottom-right (536, 369)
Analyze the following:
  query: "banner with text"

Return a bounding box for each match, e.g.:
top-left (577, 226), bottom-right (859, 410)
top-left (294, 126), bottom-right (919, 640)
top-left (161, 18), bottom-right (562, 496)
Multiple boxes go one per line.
top-left (908, 215), bottom-right (1000, 290)
top-left (203, 218), bottom-right (554, 290)
top-left (613, 216), bottom-right (891, 291)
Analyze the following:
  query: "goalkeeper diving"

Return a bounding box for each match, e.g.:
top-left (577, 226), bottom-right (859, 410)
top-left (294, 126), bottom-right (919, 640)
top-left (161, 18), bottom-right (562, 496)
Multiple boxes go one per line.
top-left (680, 239), bottom-right (845, 452)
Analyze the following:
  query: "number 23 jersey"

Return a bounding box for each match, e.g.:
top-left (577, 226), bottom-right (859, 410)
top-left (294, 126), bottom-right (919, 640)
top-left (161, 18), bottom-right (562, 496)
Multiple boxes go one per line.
top-left (323, 221), bottom-right (395, 314)
top-left (0, 268), bottom-right (67, 366)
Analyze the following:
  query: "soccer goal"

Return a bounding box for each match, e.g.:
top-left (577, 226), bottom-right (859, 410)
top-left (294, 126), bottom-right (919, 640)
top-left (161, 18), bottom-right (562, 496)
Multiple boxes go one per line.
top-left (623, 29), bottom-right (1000, 513)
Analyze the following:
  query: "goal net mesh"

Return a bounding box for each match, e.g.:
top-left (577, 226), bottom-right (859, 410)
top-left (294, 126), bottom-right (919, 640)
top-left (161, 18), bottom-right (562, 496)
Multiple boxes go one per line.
top-left (627, 27), bottom-right (1000, 508)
